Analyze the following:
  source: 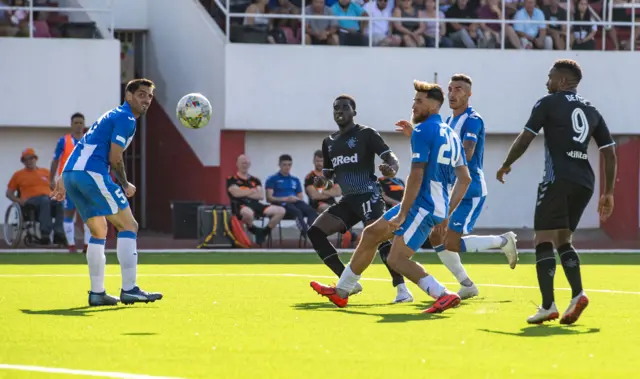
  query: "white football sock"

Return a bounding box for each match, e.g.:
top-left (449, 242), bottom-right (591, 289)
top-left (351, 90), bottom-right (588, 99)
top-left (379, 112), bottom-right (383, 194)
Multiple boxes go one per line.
top-left (86, 238), bottom-right (106, 293)
top-left (117, 231), bottom-right (138, 291)
top-left (336, 264), bottom-right (360, 294)
top-left (64, 219), bottom-right (75, 246)
top-left (417, 275), bottom-right (446, 299)
top-left (461, 235), bottom-right (505, 252)
top-left (437, 250), bottom-right (472, 285)
top-left (83, 224), bottom-right (91, 245)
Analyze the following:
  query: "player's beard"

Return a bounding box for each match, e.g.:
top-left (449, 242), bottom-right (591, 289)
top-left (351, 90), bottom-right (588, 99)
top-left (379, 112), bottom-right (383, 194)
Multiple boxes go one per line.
top-left (411, 110), bottom-right (429, 125)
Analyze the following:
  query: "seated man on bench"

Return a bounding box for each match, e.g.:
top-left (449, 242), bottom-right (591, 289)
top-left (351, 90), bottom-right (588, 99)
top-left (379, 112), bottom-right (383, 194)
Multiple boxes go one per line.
top-left (227, 155), bottom-right (286, 245)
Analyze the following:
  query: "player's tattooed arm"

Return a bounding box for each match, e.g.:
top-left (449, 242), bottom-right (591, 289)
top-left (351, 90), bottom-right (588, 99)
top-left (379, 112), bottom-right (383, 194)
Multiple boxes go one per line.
top-left (379, 151), bottom-right (399, 177)
top-left (462, 140), bottom-right (477, 162)
top-left (109, 143), bottom-right (129, 189)
top-left (501, 130), bottom-right (536, 168)
top-left (399, 162), bottom-right (425, 216)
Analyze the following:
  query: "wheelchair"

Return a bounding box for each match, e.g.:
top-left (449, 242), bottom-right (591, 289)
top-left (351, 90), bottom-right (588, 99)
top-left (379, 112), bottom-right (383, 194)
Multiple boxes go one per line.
top-left (3, 201), bottom-right (64, 248)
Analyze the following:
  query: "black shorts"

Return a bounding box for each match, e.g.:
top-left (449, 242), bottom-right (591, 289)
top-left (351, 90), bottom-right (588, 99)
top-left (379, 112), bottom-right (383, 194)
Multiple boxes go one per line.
top-left (236, 200), bottom-right (269, 219)
top-left (327, 192), bottom-right (384, 231)
top-left (534, 179), bottom-right (593, 232)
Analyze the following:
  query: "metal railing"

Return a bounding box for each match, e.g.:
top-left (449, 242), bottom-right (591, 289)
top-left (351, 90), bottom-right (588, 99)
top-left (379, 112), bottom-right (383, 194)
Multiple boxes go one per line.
top-left (209, 0), bottom-right (639, 50)
top-left (0, 2), bottom-right (114, 38)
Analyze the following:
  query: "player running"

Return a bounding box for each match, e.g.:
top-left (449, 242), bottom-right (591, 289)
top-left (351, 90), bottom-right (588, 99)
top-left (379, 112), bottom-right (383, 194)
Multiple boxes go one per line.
top-left (50, 112), bottom-right (91, 253)
top-left (308, 95), bottom-right (413, 304)
top-left (51, 78), bottom-right (163, 307)
top-left (497, 59), bottom-right (616, 324)
top-left (311, 81), bottom-right (469, 314)
top-left (396, 74), bottom-right (519, 300)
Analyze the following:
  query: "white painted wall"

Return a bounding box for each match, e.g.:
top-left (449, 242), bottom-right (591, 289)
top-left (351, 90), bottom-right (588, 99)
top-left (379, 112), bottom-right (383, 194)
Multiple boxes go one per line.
top-left (62, 0), bottom-right (148, 32)
top-left (145, 0), bottom-right (225, 166)
top-left (0, 129), bottom-right (63, 213)
top-left (225, 45), bottom-right (640, 135)
top-left (244, 132), bottom-right (601, 229)
top-left (0, 38), bottom-right (120, 128)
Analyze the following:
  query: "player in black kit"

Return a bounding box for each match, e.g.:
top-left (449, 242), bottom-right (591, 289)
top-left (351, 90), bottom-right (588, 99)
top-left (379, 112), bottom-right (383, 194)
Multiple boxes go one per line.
top-left (308, 95), bottom-right (412, 303)
top-left (497, 59), bottom-right (617, 325)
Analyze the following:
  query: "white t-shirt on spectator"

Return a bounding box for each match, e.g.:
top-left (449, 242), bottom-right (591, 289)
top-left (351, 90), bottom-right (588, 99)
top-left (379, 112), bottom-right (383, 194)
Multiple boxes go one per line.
top-left (363, 1), bottom-right (393, 37)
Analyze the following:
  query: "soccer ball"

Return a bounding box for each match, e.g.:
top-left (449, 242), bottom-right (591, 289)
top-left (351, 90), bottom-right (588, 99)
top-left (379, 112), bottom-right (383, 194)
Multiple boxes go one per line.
top-left (176, 93), bottom-right (212, 129)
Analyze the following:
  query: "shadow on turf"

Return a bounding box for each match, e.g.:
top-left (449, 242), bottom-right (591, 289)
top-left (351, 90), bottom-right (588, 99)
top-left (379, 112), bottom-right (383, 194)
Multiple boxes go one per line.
top-left (292, 301), bottom-right (470, 323)
top-left (479, 325), bottom-right (601, 337)
top-left (122, 332), bottom-right (157, 336)
top-left (19, 305), bottom-right (152, 317)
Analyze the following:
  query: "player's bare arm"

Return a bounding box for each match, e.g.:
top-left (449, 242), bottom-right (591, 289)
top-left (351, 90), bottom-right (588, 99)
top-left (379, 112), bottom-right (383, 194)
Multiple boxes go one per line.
top-left (450, 165), bottom-right (472, 215)
top-left (109, 142), bottom-right (134, 197)
top-left (496, 130), bottom-right (536, 183)
top-left (599, 145), bottom-right (617, 221)
top-left (463, 140), bottom-right (477, 162)
top-left (379, 151), bottom-right (399, 177)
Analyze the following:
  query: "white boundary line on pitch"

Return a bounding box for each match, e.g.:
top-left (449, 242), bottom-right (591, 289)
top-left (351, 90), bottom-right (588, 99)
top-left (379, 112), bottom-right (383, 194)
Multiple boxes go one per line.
top-left (0, 364), bottom-right (186, 379)
top-left (1, 272), bottom-right (639, 295)
top-left (1, 248), bottom-right (640, 254)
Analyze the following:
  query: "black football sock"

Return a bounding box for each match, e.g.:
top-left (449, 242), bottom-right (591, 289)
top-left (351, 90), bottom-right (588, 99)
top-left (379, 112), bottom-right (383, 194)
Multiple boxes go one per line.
top-left (558, 243), bottom-right (583, 298)
top-left (378, 241), bottom-right (405, 287)
top-left (308, 226), bottom-right (344, 277)
top-left (535, 242), bottom-right (556, 309)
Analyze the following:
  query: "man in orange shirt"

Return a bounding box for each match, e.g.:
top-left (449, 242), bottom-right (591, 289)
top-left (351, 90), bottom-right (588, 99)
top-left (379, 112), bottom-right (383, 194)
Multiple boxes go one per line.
top-left (6, 148), bottom-right (65, 245)
top-left (50, 112), bottom-right (90, 252)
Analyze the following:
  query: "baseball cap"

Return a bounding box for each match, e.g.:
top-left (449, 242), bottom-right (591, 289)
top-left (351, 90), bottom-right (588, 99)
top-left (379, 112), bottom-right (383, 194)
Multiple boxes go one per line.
top-left (21, 148), bottom-right (38, 161)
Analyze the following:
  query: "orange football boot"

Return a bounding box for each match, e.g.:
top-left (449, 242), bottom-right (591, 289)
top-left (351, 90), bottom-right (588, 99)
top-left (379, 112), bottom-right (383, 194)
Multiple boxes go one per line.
top-left (423, 292), bottom-right (461, 314)
top-left (310, 281), bottom-right (348, 308)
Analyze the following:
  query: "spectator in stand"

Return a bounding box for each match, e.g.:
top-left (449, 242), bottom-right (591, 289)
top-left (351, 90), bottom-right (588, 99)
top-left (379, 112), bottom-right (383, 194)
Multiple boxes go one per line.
top-left (513, 0), bottom-right (553, 49)
top-left (305, 0), bottom-right (340, 45)
top-left (304, 150), bottom-right (342, 214)
top-left (331, 0), bottom-right (369, 46)
top-left (0, 0), bottom-right (19, 36)
top-left (445, 0), bottom-right (485, 48)
top-left (8, 0), bottom-right (30, 36)
top-left (504, 0), bottom-right (521, 19)
top-left (272, 0), bottom-right (301, 43)
top-left (413, 0), bottom-right (426, 11)
top-left (609, 0), bottom-right (640, 50)
top-left (423, 0), bottom-right (453, 47)
top-left (227, 155), bottom-right (286, 245)
top-left (477, 0), bottom-right (521, 48)
top-left (571, 0), bottom-right (596, 50)
top-left (363, 0), bottom-right (402, 46)
top-left (244, 0), bottom-right (277, 44)
top-left (543, 0), bottom-right (568, 50)
top-left (393, 0), bottom-right (427, 47)
top-left (265, 154), bottom-right (318, 238)
top-left (6, 148), bottom-right (65, 245)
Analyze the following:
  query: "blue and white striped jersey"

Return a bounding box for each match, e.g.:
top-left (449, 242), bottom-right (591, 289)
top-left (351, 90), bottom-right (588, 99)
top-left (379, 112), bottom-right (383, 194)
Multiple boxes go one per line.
top-left (445, 106), bottom-right (487, 198)
top-left (411, 114), bottom-right (466, 219)
top-left (63, 102), bottom-right (136, 175)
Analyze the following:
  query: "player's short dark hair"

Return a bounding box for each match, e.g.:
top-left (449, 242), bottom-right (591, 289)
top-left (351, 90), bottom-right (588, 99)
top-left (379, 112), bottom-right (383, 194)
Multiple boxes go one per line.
top-left (450, 74), bottom-right (472, 86)
top-left (335, 95), bottom-right (356, 110)
top-left (279, 154), bottom-right (293, 163)
top-left (70, 112), bottom-right (84, 121)
top-left (414, 80), bottom-right (444, 104)
top-left (553, 59), bottom-right (582, 83)
top-left (125, 78), bottom-right (155, 94)
top-left (313, 150), bottom-right (323, 159)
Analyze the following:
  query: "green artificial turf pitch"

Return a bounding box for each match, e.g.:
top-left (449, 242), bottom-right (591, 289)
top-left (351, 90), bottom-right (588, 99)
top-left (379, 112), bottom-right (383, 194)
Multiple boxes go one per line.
top-left (0, 252), bottom-right (638, 379)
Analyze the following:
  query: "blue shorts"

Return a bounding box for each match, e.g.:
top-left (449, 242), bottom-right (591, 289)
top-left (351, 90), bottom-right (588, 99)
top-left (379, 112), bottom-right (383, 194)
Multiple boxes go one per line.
top-left (448, 196), bottom-right (486, 234)
top-left (63, 196), bottom-right (76, 211)
top-left (383, 204), bottom-right (444, 251)
top-left (63, 171), bottom-right (129, 222)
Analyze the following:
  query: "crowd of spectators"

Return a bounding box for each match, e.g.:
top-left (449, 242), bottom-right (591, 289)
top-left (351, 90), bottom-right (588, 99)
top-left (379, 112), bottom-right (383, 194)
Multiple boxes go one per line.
top-left (0, 0), bottom-right (99, 38)
top-left (224, 0), bottom-right (640, 49)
